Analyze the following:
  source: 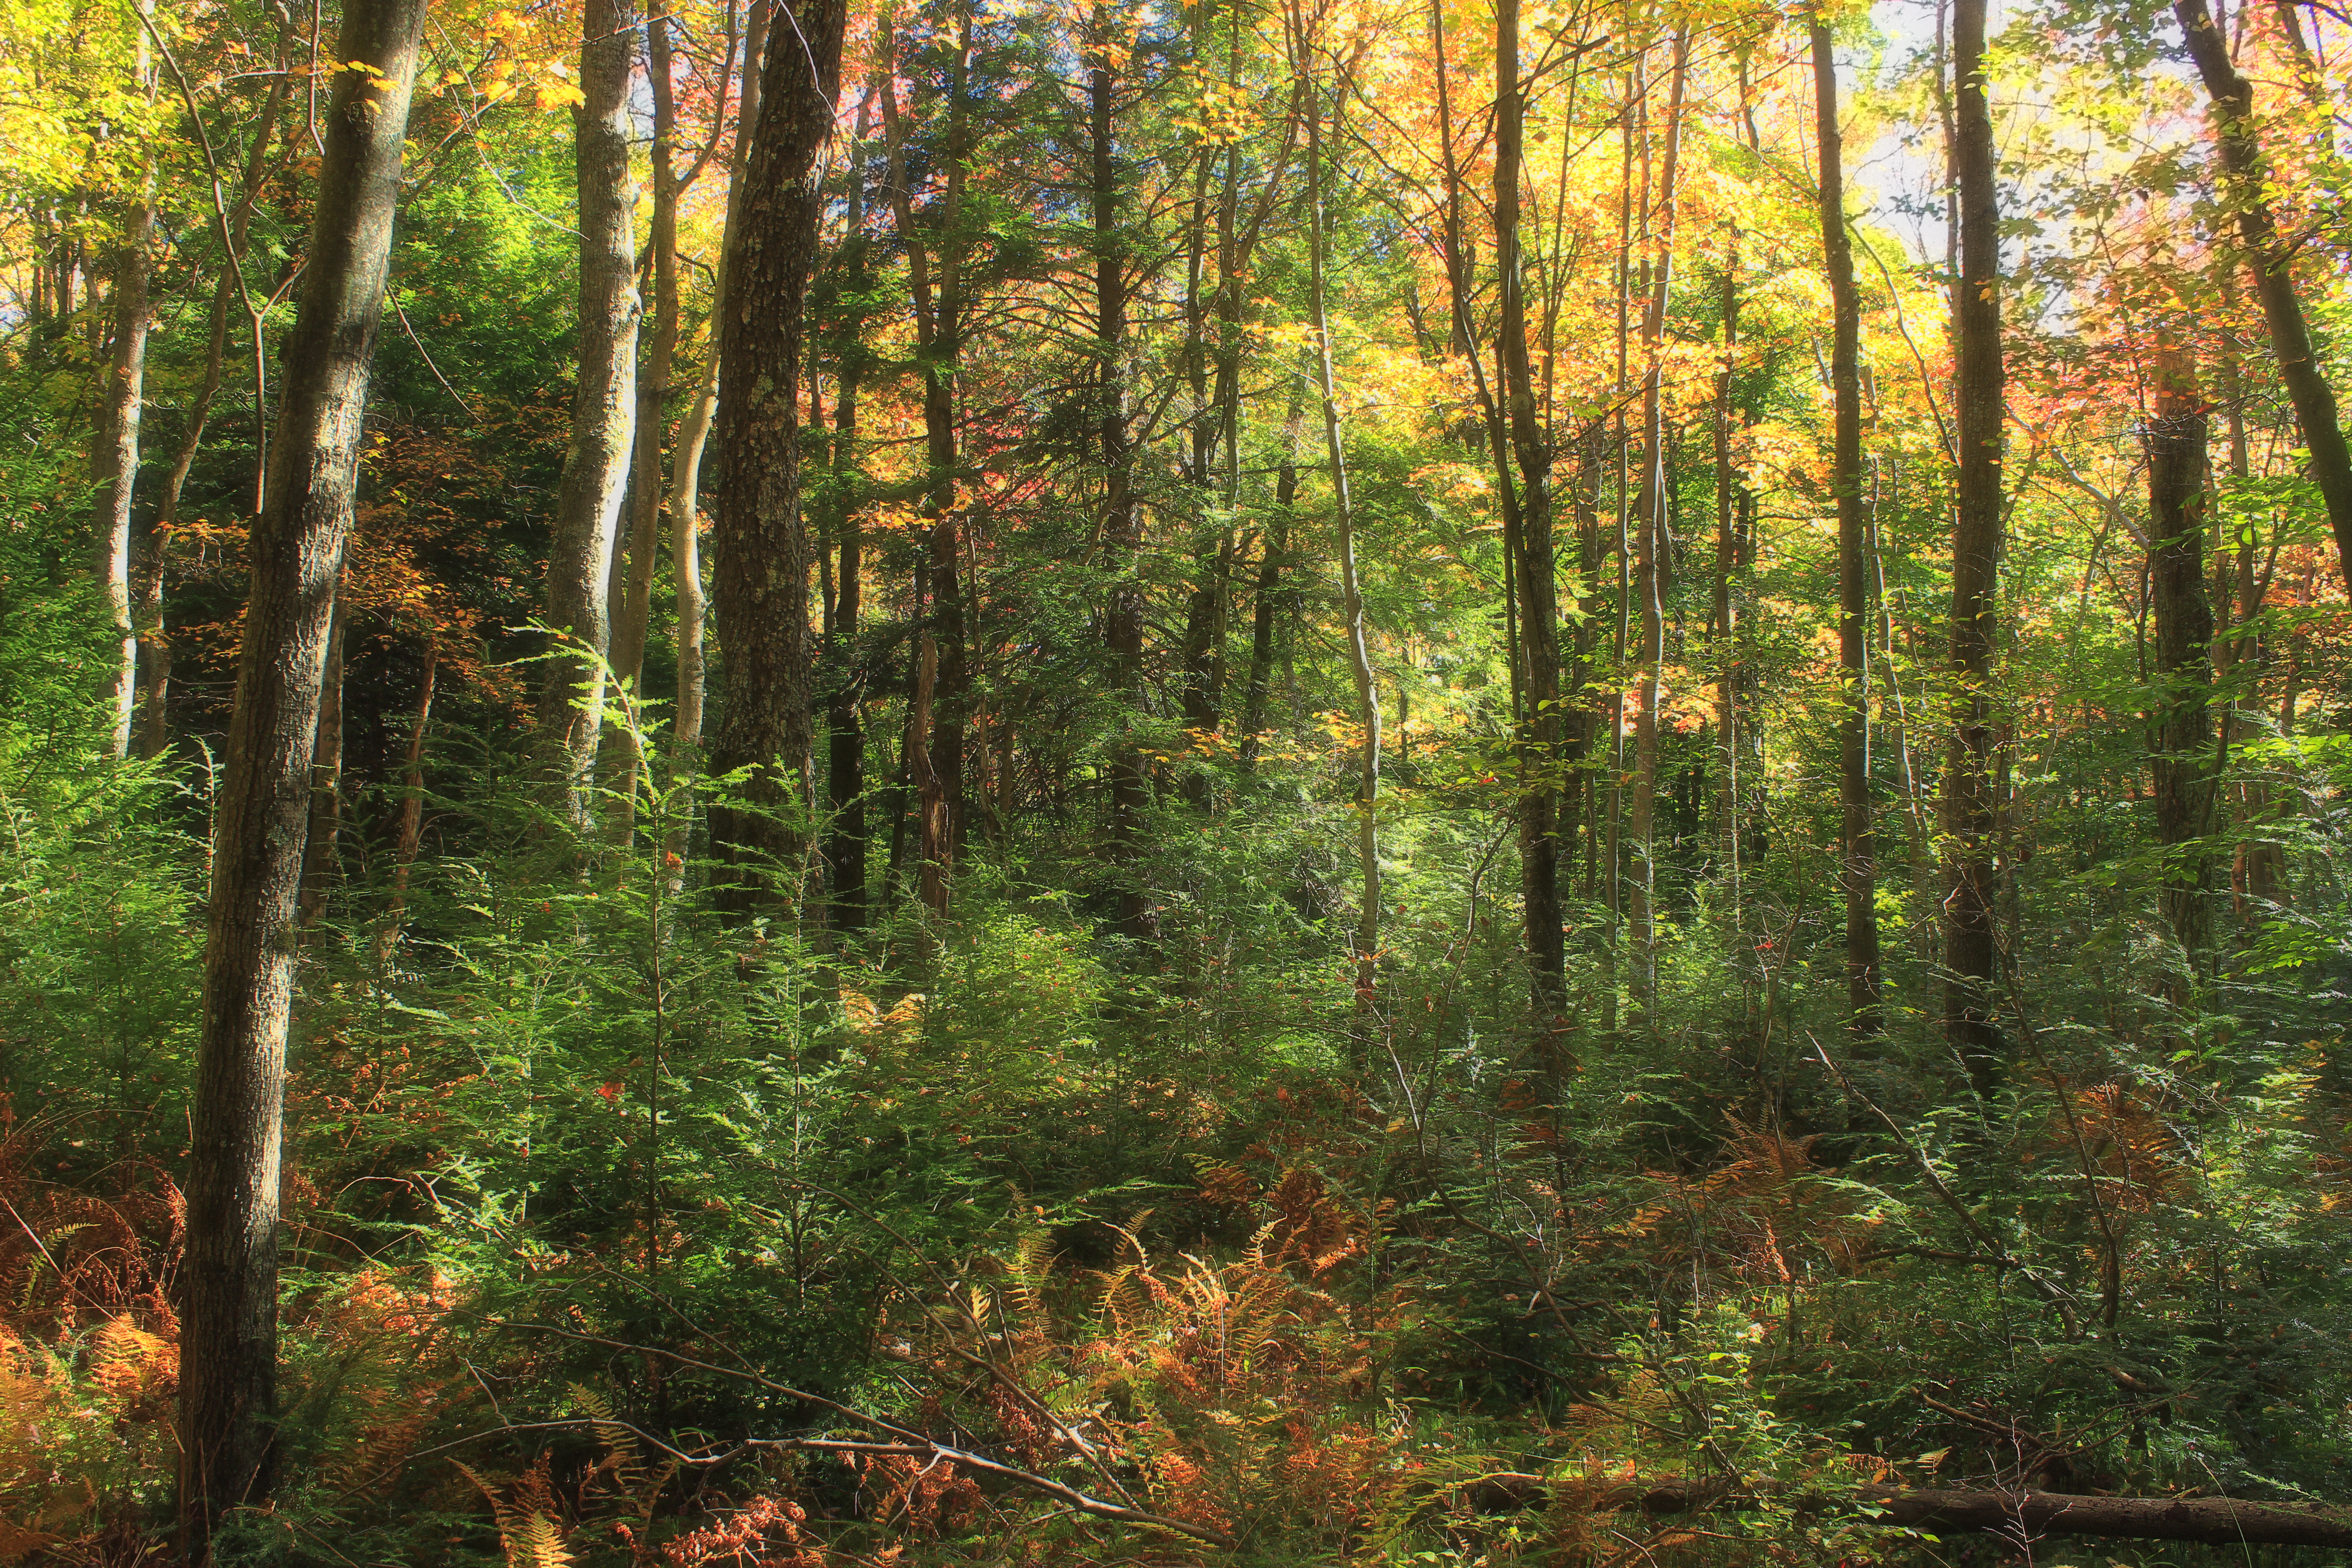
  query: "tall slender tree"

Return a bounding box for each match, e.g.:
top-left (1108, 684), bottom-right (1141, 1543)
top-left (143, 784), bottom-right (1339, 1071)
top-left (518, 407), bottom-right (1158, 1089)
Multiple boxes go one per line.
top-left (1812, 13), bottom-right (1880, 1036)
top-left (1946, 0), bottom-right (2004, 1088)
top-left (91, 0), bottom-right (155, 761)
top-left (178, 0), bottom-right (425, 1547)
top-left (2147, 339), bottom-right (2215, 957)
top-left (539, 0), bottom-right (642, 824)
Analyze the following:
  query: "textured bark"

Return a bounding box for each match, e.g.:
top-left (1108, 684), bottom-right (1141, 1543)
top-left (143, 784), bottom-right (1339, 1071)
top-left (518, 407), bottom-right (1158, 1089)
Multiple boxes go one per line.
top-left (1711, 254), bottom-right (1744, 920)
top-left (178, 1), bottom-right (423, 1548)
top-left (91, 146), bottom-right (153, 761)
top-left (1627, 34), bottom-right (1689, 1012)
top-left (1946, 0), bottom-right (2004, 1089)
top-left (706, 0), bottom-right (848, 906)
top-left (1296, 13), bottom-right (1379, 1008)
top-left (295, 601), bottom-right (346, 930)
top-left (881, 19), bottom-right (973, 913)
top-left (1096, 44), bottom-right (1152, 945)
top-left (604, 7), bottom-right (687, 838)
top-left (1813, 18), bottom-right (1881, 1036)
top-left (2147, 343), bottom-right (2214, 956)
top-left (668, 0), bottom-right (768, 881)
top-left (539, 0), bottom-right (642, 825)
top-left (2173, 0), bottom-right (2352, 572)
top-left (823, 112), bottom-right (873, 931)
top-left (373, 636), bottom-right (436, 970)
top-left (1495, 0), bottom-right (1564, 1013)
top-left (1239, 393), bottom-right (1303, 771)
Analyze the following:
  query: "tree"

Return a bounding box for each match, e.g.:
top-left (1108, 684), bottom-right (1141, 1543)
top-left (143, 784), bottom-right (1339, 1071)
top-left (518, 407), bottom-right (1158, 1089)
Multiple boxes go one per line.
top-left (1945, 0), bottom-right (2004, 1089)
top-left (178, 0), bottom-right (425, 1546)
top-left (2146, 339), bottom-right (2214, 956)
top-left (706, 0), bottom-right (849, 903)
top-left (1812, 12), bottom-right (1879, 1037)
top-left (539, 0), bottom-right (642, 825)
top-left (2172, 0), bottom-right (2352, 575)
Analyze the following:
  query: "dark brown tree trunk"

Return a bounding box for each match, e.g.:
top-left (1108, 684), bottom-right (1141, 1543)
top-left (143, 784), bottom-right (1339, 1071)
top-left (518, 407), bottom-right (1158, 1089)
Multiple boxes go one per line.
top-left (1712, 252), bottom-right (1743, 921)
top-left (540, 0), bottom-right (642, 825)
top-left (824, 113), bottom-right (873, 932)
top-left (1813, 16), bottom-right (1881, 1037)
top-left (1239, 394), bottom-right (1303, 771)
top-left (1096, 43), bottom-right (1152, 946)
top-left (2147, 343), bottom-right (2215, 956)
top-left (1495, 0), bottom-right (1565, 1016)
top-left (881, 18), bottom-right (972, 913)
top-left (1946, 0), bottom-right (2004, 1090)
top-left (1628, 33), bottom-right (1688, 1014)
top-left (178, 2), bottom-right (423, 1549)
top-left (2173, 0), bottom-right (2352, 572)
top-left (706, 0), bottom-right (848, 907)
top-left (666, 0), bottom-right (766, 882)
top-left (373, 636), bottom-right (436, 970)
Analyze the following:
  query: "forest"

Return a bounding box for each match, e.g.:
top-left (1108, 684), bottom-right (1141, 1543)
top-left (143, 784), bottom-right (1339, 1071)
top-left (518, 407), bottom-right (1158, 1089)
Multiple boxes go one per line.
top-left (0, 0), bottom-right (2349, 1558)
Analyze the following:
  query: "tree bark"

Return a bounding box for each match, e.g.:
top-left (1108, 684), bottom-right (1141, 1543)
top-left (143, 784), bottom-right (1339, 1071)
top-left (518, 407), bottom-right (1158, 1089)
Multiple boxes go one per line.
top-left (604, 6), bottom-right (687, 840)
top-left (296, 599), bottom-right (346, 930)
top-left (823, 102), bottom-right (874, 931)
top-left (2173, 0), bottom-right (2352, 573)
top-left (178, 0), bottom-right (423, 1548)
top-left (667, 0), bottom-right (768, 883)
top-left (1239, 392), bottom-right (1303, 772)
top-left (881, 17), bottom-right (973, 914)
top-left (1946, 0), bottom-right (2004, 1091)
top-left (1295, 6), bottom-right (1380, 1011)
top-left (91, 49), bottom-right (154, 762)
top-left (1813, 16), bottom-right (1881, 1037)
top-left (1095, 37), bottom-right (1153, 946)
top-left (2147, 342), bottom-right (2214, 956)
top-left (1627, 33), bottom-right (1688, 1014)
top-left (373, 636), bottom-right (436, 970)
top-left (540, 0), bottom-right (642, 827)
top-left (706, 0), bottom-right (849, 907)
top-left (1495, 0), bottom-right (1565, 1016)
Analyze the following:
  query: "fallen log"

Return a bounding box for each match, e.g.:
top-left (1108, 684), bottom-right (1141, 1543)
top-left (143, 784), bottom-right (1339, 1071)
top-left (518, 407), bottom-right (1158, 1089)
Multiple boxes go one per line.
top-left (1462, 1475), bottom-right (2352, 1548)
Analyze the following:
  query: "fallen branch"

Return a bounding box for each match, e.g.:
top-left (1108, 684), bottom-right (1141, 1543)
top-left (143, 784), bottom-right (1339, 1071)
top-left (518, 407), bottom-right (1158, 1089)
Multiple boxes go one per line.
top-left (1459, 1474), bottom-right (2352, 1548)
top-left (490, 1318), bottom-right (1234, 1548)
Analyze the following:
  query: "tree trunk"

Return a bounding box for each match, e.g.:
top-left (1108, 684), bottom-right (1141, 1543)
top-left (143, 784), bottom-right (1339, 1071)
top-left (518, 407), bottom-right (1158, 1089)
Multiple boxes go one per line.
top-left (2147, 342), bottom-right (2214, 956)
top-left (539, 0), bottom-right (642, 827)
top-left (178, 2), bottom-right (423, 1548)
top-left (1240, 392), bottom-right (1303, 771)
top-left (373, 636), bottom-right (436, 970)
top-left (92, 83), bottom-right (153, 763)
top-left (706, 0), bottom-right (848, 908)
top-left (604, 6), bottom-right (687, 839)
top-left (1096, 41), bottom-right (1152, 946)
top-left (1712, 251), bottom-right (1743, 928)
top-left (881, 17), bottom-right (973, 914)
top-left (1627, 33), bottom-right (1688, 1014)
top-left (1946, 0), bottom-right (2004, 1090)
top-left (1296, 8), bottom-right (1380, 1011)
top-left (1813, 16), bottom-right (1881, 1037)
top-left (823, 106), bottom-right (873, 932)
top-left (667, 0), bottom-right (768, 883)
top-left (1495, 0), bottom-right (1565, 1016)
top-left (138, 64), bottom-right (288, 762)
top-left (2173, 0), bottom-right (2352, 572)
top-left (296, 599), bottom-right (346, 930)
